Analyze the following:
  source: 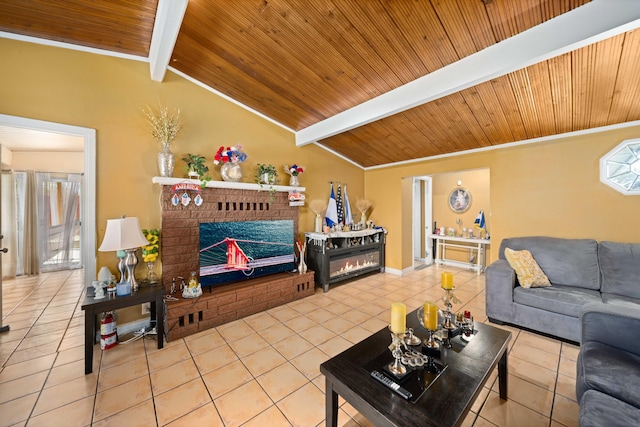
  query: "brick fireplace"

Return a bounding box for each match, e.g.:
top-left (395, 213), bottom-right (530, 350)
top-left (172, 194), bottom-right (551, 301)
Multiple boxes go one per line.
top-left (156, 179), bottom-right (314, 340)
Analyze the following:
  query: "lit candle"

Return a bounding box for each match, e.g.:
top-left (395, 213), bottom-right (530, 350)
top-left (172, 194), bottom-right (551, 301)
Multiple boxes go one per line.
top-left (390, 302), bottom-right (406, 334)
top-left (424, 302), bottom-right (439, 331)
top-left (441, 272), bottom-right (454, 290)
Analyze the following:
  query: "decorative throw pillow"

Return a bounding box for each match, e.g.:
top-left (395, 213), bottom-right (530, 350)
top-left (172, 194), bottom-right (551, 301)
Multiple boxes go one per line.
top-left (504, 248), bottom-right (551, 289)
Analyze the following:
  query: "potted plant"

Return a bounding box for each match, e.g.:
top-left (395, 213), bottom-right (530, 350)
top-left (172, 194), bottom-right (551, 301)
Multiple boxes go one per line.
top-left (255, 163), bottom-right (278, 185)
top-left (255, 163), bottom-right (278, 201)
top-left (182, 153), bottom-right (211, 187)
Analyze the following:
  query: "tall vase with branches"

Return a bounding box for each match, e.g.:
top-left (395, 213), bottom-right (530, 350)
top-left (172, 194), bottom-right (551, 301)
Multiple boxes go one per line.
top-left (356, 199), bottom-right (372, 227)
top-left (309, 199), bottom-right (328, 233)
top-left (144, 104), bottom-right (181, 177)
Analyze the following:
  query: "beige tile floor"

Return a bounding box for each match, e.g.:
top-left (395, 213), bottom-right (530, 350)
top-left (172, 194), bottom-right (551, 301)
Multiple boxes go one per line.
top-left (0, 267), bottom-right (580, 426)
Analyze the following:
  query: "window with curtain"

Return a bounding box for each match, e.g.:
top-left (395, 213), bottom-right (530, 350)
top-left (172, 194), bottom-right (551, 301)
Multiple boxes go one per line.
top-left (35, 172), bottom-right (82, 272)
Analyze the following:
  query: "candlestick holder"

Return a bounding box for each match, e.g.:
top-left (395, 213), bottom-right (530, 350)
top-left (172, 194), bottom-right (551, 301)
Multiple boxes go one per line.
top-left (387, 326), bottom-right (408, 377)
top-left (441, 287), bottom-right (461, 330)
top-left (416, 306), bottom-right (444, 374)
top-left (404, 327), bottom-right (422, 346)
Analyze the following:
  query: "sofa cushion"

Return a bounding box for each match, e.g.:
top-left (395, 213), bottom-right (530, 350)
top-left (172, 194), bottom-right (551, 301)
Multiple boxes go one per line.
top-left (599, 241), bottom-right (640, 299)
top-left (576, 341), bottom-right (640, 408)
top-left (578, 390), bottom-right (640, 427)
top-left (504, 248), bottom-right (551, 288)
top-left (513, 285), bottom-right (601, 318)
top-left (602, 293), bottom-right (640, 309)
top-left (499, 237), bottom-right (600, 290)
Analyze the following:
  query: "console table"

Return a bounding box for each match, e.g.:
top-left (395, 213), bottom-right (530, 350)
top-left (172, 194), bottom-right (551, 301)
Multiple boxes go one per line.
top-left (429, 234), bottom-right (490, 275)
top-left (81, 284), bottom-right (165, 374)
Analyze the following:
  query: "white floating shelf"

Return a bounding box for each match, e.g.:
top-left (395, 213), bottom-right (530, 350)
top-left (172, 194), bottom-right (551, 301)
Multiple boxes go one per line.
top-left (152, 176), bottom-right (306, 193)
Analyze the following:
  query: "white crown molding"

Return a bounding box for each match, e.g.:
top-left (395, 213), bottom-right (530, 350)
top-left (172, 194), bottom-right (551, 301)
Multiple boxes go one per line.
top-left (167, 67), bottom-right (295, 134)
top-left (0, 31), bottom-right (147, 62)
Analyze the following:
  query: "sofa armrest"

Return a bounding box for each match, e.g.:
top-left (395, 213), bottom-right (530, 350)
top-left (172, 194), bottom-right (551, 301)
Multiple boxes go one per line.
top-left (581, 302), bottom-right (640, 354)
top-left (485, 259), bottom-right (517, 321)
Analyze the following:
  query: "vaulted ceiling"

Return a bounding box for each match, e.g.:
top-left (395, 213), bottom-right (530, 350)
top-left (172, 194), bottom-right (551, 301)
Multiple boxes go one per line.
top-left (2, 0), bottom-right (640, 167)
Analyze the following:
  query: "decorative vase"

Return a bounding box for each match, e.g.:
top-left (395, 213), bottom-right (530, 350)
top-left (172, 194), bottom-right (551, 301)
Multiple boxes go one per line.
top-left (147, 262), bottom-right (159, 284)
top-left (314, 214), bottom-right (322, 233)
top-left (289, 175), bottom-right (300, 186)
top-left (157, 142), bottom-right (175, 177)
top-left (261, 173), bottom-right (275, 185)
top-left (298, 255), bottom-right (307, 274)
top-left (221, 162), bottom-right (242, 182)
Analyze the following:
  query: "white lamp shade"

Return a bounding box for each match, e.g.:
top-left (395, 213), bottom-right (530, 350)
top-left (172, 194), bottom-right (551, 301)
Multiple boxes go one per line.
top-left (98, 217), bottom-right (149, 251)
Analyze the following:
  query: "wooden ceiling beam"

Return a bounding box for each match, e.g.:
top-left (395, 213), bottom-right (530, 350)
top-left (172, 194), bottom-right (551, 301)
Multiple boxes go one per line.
top-left (296, 0), bottom-right (640, 147)
top-left (149, 0), bottom-right (189, 82)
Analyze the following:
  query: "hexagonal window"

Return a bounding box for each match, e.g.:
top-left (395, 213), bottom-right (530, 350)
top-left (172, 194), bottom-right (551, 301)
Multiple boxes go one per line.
top-left (600, 139), bottom-right (640, 195)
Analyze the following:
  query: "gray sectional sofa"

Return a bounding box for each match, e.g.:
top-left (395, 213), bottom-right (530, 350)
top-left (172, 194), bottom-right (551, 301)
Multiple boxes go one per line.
top-left (576, 303), bottom-right (640, 425)
top-left (485, 236), bottom-right (640, 426)
top-left (485, 236), bottom-right (639, 343)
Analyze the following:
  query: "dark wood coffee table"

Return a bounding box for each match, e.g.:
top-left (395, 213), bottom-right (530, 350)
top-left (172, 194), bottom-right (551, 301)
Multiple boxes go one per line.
top-left (320, 310), bottom-right (511, 427)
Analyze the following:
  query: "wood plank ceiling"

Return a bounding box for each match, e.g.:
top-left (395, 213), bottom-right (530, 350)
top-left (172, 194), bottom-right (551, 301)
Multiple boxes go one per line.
top-left (2, 0), bottom-right (640, 167)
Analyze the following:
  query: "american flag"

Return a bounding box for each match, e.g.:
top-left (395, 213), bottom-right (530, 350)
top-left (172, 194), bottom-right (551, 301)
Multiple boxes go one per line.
top-left (336, 183), bottom-right (344, 225)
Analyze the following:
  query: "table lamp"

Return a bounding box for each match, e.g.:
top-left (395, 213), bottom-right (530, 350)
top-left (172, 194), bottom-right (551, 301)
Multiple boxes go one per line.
top-left (98, 216), bottom-right (149, 293)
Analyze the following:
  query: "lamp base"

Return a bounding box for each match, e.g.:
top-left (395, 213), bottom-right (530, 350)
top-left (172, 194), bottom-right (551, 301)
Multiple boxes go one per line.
top-left (124, 249), bottom-right (140, 292)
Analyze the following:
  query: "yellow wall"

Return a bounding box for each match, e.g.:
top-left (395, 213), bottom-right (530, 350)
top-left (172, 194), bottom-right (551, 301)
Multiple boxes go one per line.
top-left (0, 38), bottom-right (364, 322)
top-left (432, 169), bottom-right (490, 263)
top-left (432, 169), bottom-right (490, 236)
top-left (366, 126), bottom-right (640, 271)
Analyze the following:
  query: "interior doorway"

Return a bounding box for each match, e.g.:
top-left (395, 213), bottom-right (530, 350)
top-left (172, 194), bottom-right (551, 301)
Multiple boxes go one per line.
top-left (0, 114), bottom-right (96, 287)
top-left (412, 176), bottom-right (433, 269)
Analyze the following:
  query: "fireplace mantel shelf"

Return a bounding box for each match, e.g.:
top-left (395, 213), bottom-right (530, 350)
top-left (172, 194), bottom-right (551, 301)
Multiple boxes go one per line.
top-left (152, 176), bottom-right (306, 193)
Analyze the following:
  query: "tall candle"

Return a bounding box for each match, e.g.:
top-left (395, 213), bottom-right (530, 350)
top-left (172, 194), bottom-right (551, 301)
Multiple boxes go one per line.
top-left (390, 302), bottom-right (406, 334)
top-left (441, 272), bottom-right (454, 290)
top-left (424, 302), bottom-right (439, 331)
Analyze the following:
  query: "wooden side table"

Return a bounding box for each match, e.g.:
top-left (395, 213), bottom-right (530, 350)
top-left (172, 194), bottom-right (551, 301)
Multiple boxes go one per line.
top-left (81, 284), bottom-right (165, 374)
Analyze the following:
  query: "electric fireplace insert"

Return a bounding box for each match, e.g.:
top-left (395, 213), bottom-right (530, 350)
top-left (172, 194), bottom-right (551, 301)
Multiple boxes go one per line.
top-left (305, 228), bottom-right (386, 292)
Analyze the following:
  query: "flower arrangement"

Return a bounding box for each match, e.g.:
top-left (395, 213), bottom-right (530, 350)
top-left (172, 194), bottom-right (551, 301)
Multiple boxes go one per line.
top-left (214, 145), bottom-right (247, 164)
top-left (285, 164), bottom-right (304, 176)
top-left (141, 229), bottom-right (159, 263)
top-left (356, 198), bottom-right (372, 226)
top-left (143, 105), bottom-right (181, 145)
top-left (309, 199), bottom-right (328, 232)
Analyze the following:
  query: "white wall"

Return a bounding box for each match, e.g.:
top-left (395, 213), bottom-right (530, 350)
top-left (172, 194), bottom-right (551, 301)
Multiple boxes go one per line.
top-left (11, 151), bottom-right (84, 173)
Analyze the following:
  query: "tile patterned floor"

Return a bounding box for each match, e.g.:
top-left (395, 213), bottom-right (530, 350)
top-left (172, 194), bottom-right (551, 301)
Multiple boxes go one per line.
top-left (0, 267), bottom-right (580, 426)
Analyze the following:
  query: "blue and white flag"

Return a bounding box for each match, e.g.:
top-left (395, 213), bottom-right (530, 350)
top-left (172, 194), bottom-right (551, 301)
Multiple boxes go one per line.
top-left (336, 183), bottom-right (344, 225)
top-left (325, 183), bottom-right (339, 228)
top-left (343, 184), bottom-right (353, 225)
top-left (474, 209), bottom-right (486, 231)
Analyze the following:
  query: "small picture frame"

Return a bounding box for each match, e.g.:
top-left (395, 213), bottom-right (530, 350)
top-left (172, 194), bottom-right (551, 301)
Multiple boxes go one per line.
top-left (448, 188), bottom-right (471, 213)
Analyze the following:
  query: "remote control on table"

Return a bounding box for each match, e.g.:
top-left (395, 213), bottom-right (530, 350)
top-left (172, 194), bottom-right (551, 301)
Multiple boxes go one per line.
top-left (370, 370), bottom-right (413, 400)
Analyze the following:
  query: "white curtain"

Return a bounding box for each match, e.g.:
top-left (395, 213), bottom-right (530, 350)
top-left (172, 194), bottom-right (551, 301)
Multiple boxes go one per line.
top-left (22, 170), bottom-right (39, 276)
top-left (1, 171), bottom-right (18, 279)
top-left (35, 172), bottom-right (82, 272)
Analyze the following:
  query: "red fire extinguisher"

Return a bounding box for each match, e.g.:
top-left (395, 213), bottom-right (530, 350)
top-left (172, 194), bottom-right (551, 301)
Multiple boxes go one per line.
top-left (100, 311), bottom-right (118, 350)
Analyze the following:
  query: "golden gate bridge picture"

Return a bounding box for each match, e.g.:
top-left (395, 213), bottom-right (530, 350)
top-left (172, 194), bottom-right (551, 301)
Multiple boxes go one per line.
top-left (199, 220), bottom-right (295, 287)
